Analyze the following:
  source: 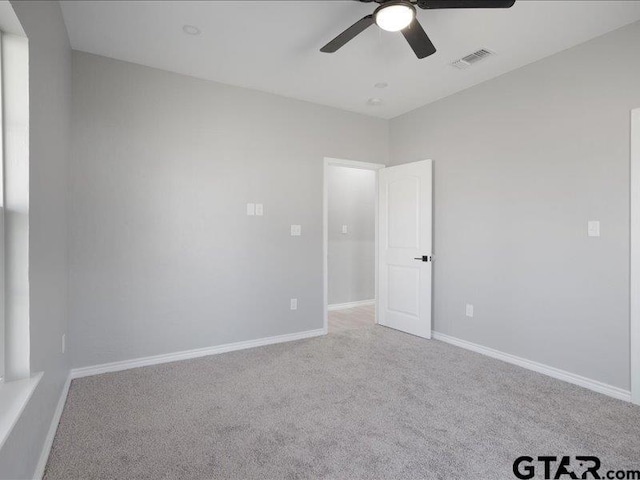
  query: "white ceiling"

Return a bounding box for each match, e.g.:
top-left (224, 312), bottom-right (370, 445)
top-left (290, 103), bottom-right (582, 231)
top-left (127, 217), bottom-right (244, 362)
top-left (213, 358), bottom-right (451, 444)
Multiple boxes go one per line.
top-left (60, 1), bottom-right (640, 119)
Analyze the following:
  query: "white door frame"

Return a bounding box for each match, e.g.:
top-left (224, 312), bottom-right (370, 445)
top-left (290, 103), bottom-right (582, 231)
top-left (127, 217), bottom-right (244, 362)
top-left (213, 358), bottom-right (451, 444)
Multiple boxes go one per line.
top-left (323, 158), bottom-right (386, 334)
top-left (631, 109), bottom-right (640, 405)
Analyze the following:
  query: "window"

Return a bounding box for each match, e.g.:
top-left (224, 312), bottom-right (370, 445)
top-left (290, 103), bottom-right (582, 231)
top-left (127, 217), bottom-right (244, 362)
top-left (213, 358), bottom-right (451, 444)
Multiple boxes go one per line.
top-left (0, 17), bottom-right (41, 451)
top-left (0, 32), bottom-right (3, 382)
top-left (0, 31), bottom-right (30, 384)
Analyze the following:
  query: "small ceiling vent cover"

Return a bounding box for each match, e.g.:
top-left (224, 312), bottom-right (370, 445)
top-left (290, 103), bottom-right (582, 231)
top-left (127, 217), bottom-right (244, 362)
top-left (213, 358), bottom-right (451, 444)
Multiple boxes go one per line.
top-left (451, 49), bottom-right (495, 69)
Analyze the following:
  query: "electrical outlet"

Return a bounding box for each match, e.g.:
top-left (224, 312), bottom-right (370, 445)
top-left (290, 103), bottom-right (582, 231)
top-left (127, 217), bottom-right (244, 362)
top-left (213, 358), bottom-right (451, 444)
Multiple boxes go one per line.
top-left (465, 304), bottom-right (474, 318)
top-left (62, 334), bottom-right (66, 354)
top-left (588, 220), bottom-right (600, 237)
top-left (290, 298), bottom-right (298, 310)
top-left (246, 203), bottom-right (255, 216)
top-left (255, 204), bottom-right (263, 216)
top-left (341, 225), bottom-right (348, 234)
top-left (290, 225), bottom-right (301, 236)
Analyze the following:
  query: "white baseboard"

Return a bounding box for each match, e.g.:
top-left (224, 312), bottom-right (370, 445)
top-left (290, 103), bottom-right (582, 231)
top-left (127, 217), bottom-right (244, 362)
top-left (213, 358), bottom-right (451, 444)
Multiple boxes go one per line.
top-left (70, 328), bottom-right (327, 380)
top-left (432, 332), bottom-right (631, 402)
top-left (328, 299), bottom-right (375, 311)
top-left (34, 374), bottom-right (71, 480)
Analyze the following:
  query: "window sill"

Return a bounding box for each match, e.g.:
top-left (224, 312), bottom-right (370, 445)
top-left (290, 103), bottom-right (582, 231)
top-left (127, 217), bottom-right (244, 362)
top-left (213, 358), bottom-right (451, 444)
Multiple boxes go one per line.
top-left (0, 372), bottom-right (42, 451)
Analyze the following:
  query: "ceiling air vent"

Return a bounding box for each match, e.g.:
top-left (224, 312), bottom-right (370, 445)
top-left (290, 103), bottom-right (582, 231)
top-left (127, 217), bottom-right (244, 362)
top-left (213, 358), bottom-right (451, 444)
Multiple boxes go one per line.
top-left (451, 49), bottom-right (495, 70)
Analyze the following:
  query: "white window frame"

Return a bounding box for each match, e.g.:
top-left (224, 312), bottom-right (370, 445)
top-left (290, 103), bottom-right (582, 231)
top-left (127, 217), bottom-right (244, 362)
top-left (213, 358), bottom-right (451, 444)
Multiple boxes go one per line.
top-left (0, 12), bottom-right (41, 452)
top-left (0, 30), bottom-right (4, 384)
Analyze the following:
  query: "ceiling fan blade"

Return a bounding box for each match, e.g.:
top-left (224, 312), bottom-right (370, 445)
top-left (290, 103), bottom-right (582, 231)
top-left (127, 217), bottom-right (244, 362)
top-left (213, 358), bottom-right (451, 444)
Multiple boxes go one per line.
top-left (320, 15), bottom-right (375, 53)
top-left (417, 0), bottom-right (515, 9)
top-left (401, 19), bottom-right (437, 59)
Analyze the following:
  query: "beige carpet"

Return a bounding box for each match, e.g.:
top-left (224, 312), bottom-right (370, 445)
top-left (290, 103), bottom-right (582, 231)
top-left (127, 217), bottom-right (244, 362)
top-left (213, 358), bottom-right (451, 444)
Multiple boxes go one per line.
top-left (44, 326), bottom-right (640, 479)
top-left (328, 304), bottom-right (375, 334)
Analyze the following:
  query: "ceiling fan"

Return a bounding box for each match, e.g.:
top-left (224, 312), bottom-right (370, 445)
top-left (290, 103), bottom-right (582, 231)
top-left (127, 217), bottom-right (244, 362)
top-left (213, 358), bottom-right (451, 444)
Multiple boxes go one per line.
top-left (320, 0), bottom-right (516, 59)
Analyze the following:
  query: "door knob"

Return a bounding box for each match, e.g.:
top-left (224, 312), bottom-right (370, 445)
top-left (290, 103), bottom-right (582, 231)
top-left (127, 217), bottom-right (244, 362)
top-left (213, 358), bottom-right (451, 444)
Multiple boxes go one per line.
top-left (414, 256), bottom-right (431, 262)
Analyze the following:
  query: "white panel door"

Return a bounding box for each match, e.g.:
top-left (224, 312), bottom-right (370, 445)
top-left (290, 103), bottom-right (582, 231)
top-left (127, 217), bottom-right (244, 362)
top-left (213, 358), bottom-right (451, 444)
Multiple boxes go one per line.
top-left (378, 160), bottom-right (432, 338)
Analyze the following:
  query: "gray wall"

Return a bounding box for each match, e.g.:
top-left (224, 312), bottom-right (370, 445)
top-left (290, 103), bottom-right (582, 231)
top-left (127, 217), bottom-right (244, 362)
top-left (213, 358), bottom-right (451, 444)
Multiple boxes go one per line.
top-left (0, 1), bottom-right (71, 479)
top-left (390, 22), bottom-right (640, 390)
top-left (327, 166), bottom-right (376, 305)
top-left (69, 52), bottom-right (388, 368)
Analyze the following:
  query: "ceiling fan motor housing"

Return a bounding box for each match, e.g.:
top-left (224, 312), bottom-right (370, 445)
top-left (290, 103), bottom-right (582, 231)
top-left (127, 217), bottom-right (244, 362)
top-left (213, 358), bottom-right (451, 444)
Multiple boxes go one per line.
top-left (357, 0), bottom-right (414, 3)
top-left (373, 0), bottom-right (416, 13)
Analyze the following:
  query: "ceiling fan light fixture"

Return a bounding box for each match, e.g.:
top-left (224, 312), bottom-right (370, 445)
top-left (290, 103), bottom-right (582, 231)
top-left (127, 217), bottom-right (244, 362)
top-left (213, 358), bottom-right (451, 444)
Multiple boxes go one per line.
top-left (375, 2), bottom-right (416, 32)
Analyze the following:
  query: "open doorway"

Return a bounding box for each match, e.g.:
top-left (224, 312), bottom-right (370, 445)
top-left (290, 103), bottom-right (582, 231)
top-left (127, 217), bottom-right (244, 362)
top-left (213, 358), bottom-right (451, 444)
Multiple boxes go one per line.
top-left (323, 158), bottom-right (385, 334)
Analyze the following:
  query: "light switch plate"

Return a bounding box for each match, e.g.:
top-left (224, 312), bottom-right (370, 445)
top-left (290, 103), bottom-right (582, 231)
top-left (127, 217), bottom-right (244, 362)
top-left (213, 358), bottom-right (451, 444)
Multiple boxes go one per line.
top-left (246, 203), bottom-right (255, 216)
top-left (465, 304), bottom-right (474, 318)
top-left (588, 220), bottom-right (600, 237)
top-left (341, 225), bottom-right (348, 234)
top-left (290, 298), bottom-right (298, 310)
top-left (255, 204), bottom-right (263, 216)
top-left (291, 225), bottom-right (301, 236)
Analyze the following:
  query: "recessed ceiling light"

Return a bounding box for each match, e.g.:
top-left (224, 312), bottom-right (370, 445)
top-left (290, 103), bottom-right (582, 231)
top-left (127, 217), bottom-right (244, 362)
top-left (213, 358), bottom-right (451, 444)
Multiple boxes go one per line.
top-left (375, 82), bottom-right (389, 89)
top-left (367, 98), bottom-right (383, 107)
top-left (183, 25), bottom-right (201, 36)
